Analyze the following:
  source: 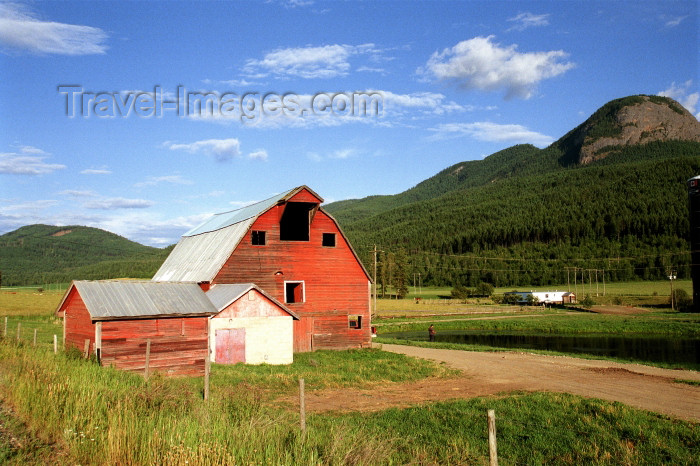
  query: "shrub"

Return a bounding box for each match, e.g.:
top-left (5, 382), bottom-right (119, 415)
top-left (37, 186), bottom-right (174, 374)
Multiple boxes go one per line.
top-left (581, 295), bottom-right (595, 308)
top-left (474, 282), bottom-right (494, 298)
top-left (671, 289), bottom-right (693, 312)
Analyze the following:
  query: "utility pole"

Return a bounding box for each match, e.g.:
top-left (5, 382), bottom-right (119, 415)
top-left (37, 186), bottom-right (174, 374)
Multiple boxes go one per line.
top-left (373, 245), bottom-right (378, 316)
top-left (669, 268), bottom-right (677, 311)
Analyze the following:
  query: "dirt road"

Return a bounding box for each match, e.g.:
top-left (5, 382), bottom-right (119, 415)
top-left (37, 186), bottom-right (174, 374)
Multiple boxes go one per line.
top-left (297, 345), bottom-right (700, 422)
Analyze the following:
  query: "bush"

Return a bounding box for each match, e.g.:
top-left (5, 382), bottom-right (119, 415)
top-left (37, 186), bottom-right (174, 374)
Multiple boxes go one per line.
top-left (671, 289), bottom-right (693, 311)
top-left (474, 282), bottom-right (494, 298)
top-left (502, 293), bottom-right (521, 305)
top-left (581, 295), bottom-right (595, 308)
top-left (451, 285), bottom-right (471, 300)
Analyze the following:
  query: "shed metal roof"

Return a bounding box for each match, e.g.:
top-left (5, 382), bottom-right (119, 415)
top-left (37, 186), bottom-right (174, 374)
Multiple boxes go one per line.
top-left (206, 283), bottom-right (299, 319)
top-left (61, 280), bottom-right (217, 320)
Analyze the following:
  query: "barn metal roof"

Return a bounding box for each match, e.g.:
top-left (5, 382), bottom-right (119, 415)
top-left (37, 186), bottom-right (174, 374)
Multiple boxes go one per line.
top-left (184, 187), bottom-right (299, 237)
top-left (61, 280), bottom-right (217, 320)
top-left (205, 283), bottom-right (299, 319)
top-left (152, 218), bottom-right (255, 282)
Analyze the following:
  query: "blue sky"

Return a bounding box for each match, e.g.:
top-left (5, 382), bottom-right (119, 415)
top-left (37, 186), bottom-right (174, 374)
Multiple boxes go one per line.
top-left (0, 0), bottom-right (698, 246)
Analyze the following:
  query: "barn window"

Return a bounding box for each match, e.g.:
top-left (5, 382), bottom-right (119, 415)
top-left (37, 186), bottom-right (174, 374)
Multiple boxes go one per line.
top-left (322, 233), bottom-right (336, 247)
top-left (252, 230), bottom-right (266, 245)
top-left (349, 315), bottom-right (362, 329)
top-left (280, 202), bottom-right (315, 241)
top-left (285, 281), bottom-right (305, 303)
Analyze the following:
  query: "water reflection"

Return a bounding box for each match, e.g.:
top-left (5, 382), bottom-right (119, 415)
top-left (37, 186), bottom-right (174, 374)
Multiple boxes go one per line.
top-left (382, 330), bottom-right (699, 364)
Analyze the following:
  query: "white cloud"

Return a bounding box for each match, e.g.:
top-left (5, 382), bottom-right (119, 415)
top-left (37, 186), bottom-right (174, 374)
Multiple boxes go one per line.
top-left (0, 3), bottom-right (108, 55)
top-left (243, 43), bottom-right (378, 79)
top-left (0, 147), bottom-right (66, 175)
top-left (657, 80), bottom-right (699, 118)
top-left (134, 175), bottom-right (193, 188)
top-left (430, 121), bottom-right (554, 147)
top-left (84, 197), bottom-right (154, 210)
top-left (664, 15), bottom-right (688, 28)
top-left (80, 168), bottom-right (112, 175)
top-left (507, 12), bottom-right (550, 31)
top-left (164, 138), bottom-right (242, 162)
top-left (59, 189), bottom-right (98, 197)
top-left (420, 36), bottom-right (575, 99)
top-left (247, 149), bottom-right (268, 161)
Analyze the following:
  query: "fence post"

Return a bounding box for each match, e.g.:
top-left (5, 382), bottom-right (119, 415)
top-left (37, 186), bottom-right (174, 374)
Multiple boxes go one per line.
top-left (203, 354), bottom-right (210, 401)
top-left (33, 329), bottom-right (37, 346)
top-left (3, 317), bottom-right (6, 338)
top-left (16, 322), bottom-right (21, 341)
top-left (53, 334), bottom-right (58, 354)
top-left (299, 378), bottom-right (306, 433)
top-left (83, 339), bottom-right (90, 358)
top-left (488, 409), bottom-right (498, 466)
top-left (144, 339), bottom-right (151, 380)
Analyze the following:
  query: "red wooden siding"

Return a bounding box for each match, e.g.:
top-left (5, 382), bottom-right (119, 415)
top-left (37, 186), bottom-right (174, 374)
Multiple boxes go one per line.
top-left (62, 289), bottom-right (96, 353)
top-left (214, 206), bottom-right (371, 352)
top-left (287, 187), bottom-right (322, 204)
top-left (100, 317), bottom-right (208, 377)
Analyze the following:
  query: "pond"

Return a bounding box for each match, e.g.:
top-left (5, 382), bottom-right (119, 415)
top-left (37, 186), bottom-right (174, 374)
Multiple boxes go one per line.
top-left (381, 330), bottom-right (699, 365)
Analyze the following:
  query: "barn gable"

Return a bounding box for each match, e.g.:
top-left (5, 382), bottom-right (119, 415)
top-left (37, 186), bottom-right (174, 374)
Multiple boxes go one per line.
top-left (153, 186), bottom-right (370, 283)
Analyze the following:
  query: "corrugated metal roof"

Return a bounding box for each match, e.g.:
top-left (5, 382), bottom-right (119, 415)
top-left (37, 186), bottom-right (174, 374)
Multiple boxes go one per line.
top-left (69, 280), bottom-right (216, 320)
top-left (184, 187), bottom-right (297, 237)
top-left (152, 218), bottom-right (254, 282)
top-left (206, 283), bottom-right (299, 319)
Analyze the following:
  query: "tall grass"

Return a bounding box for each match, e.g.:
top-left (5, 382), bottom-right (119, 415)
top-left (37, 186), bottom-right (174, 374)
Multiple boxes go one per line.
top-left (0, 341), bottom-right (450, 464)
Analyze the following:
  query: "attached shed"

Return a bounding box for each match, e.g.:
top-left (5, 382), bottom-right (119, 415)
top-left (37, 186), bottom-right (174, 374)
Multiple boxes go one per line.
top-left (206, 283), bottom-right (299, 365)
top-left (57, 280), bottom-right (216, 377)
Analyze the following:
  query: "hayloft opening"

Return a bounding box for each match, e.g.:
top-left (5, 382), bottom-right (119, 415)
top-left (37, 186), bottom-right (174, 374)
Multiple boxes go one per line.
top-left (280, 202), bottom-right (315, 241)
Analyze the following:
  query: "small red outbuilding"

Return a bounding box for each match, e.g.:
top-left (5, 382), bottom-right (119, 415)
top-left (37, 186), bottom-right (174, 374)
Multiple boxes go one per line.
top-left (58, 280), bottom-right (216, 377)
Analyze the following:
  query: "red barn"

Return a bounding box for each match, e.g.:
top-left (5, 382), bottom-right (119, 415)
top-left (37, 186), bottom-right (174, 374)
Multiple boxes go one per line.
top-left (58, 280), bottom-right (216, 376)
top-left (153, 186), bottom-right (372, 352)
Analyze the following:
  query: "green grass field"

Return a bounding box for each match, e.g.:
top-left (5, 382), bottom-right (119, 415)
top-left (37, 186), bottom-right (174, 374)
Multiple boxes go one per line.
top-left (0, 340), bottom-right (697, 465)
top-left (0, 280), bottom-right (698, 464)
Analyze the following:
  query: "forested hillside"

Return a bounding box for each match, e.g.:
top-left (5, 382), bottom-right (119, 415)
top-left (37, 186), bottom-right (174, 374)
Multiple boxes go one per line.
top-left (326, 96), bottom-right (700, 288)
top-left (0, 225), bottom-right (171, 286)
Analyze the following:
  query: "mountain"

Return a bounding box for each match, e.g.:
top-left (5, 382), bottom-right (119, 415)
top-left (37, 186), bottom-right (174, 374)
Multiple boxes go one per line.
top-left (0, 224), bottom-right (172, 286)
top-left (556, 95), bottom-right (700, 166)
top-left (325, 96), bottom-right (700, 288)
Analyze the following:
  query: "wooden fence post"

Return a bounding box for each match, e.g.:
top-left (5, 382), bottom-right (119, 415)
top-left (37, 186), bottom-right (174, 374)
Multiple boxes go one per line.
top-left (53, 334), bottom-right (58, 354)
top-left (16, 322), bottom-right (21, 341)
top-left (33, 329), bottom-right (37, 346)
top-left (488, 409), bottom-right (498, 466)
top-left (144, 339), bottom-right (151, 380)
top-left (203, 355), bottom-right (210, 401)
top-left (83, 339), bottom-right (90, 358)
top-left (3, 317), bottom-right (7, 338)
top-left (299, 378), bottom-right (306, 433)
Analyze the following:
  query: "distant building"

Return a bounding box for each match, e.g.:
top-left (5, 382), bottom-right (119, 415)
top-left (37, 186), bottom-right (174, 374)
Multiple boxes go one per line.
top-left (504, 291), bottom-right (576, 305)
